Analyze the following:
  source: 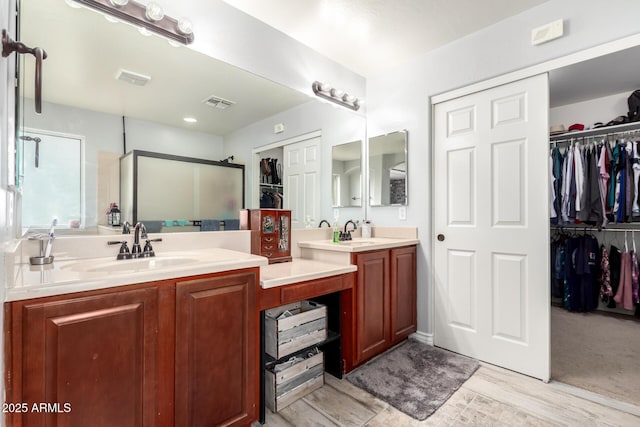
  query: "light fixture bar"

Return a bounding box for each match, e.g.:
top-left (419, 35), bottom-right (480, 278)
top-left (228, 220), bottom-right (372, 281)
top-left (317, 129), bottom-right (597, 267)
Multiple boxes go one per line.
top-left (72, 0), bottom-right (194, 45)
top-left (312, 81), bottom-right (361, 111)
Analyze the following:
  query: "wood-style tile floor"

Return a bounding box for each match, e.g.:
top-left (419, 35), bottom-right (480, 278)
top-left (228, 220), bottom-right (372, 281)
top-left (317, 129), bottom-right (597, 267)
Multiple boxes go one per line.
top-left (262, 364), bottom-right (640, 426)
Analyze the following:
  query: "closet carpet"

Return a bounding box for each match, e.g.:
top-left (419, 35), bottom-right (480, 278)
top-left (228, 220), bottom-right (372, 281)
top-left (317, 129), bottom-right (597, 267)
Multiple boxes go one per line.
top-left (551, 305), bottom-right (640, 406)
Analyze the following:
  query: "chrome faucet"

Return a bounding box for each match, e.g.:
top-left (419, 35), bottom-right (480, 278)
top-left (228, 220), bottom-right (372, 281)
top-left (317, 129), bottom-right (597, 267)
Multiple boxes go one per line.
top-left (341, 219), bottom-right (357, 241)
top-left (108, 221), bottom-right (162, 260)
top-left (318, 219), bottom-right (331, 228)
top-left (132, 222), bottom-right (147, 257)
top-left (122, 221), bottom-right (131, 234)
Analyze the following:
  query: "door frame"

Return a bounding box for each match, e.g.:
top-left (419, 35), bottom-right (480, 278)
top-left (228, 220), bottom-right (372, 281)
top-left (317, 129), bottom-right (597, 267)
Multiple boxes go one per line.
top-left (430, 32), bottom-right (640, 377)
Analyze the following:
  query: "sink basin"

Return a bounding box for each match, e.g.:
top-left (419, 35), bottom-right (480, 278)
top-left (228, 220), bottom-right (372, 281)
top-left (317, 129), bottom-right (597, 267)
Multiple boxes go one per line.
top-left (61, 256), bottom-right (199, 274)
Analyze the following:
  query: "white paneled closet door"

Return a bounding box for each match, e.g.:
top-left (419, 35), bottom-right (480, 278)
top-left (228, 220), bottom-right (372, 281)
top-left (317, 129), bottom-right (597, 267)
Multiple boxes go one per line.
top-left (283, 136), bottom-right (321, 228)
top-left (433, 74), bottom-right (550, 381)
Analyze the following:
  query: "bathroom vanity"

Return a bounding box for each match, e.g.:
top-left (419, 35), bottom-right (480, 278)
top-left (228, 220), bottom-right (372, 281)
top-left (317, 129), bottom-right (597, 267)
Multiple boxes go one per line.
top-left (3, 230), bottom-right (418, 426)
top-left (4, 244), bottom-right (267, 427)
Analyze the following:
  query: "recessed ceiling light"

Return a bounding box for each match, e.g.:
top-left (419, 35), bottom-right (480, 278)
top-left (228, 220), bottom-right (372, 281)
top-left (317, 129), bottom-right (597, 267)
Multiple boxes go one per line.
top-left (183, 117), bottom-right (197, 123)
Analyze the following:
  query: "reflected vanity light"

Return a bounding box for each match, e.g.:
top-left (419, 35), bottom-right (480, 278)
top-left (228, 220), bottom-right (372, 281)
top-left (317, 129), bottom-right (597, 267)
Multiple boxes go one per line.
top-left (312, 81), bottom-right (361, 111)
top-left (71, 0), bottom-right (194, 45)
top-left (183, 117), bottom-right (197, 123)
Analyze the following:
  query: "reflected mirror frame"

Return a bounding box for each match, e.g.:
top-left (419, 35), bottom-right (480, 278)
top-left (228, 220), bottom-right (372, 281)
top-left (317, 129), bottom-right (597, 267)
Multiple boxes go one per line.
top-left (331, 140), bottom-right (363, 208)
top-left (368, 129), bottom-right (408, 207)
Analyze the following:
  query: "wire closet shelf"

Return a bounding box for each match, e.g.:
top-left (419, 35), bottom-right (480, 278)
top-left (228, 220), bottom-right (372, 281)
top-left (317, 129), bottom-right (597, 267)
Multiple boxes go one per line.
top-left (549, 121), bottom-right (640, 145)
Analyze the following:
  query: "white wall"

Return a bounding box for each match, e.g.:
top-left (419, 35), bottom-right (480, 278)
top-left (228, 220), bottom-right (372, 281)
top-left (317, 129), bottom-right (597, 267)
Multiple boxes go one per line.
top-left (1, 0), bottom-right (17, 242)
top-left (550, 91), bottom-right (632, 129)
top-left (22, 99), bottom-right (224, 226)
top-left (366, 0), bottom-right (640, 338)
top-left (160, 1), bottom-right (366, 105)
top-left (223, 100), bottom-right (366, 224)
top-left (1, 1), bottom-right (17, 421)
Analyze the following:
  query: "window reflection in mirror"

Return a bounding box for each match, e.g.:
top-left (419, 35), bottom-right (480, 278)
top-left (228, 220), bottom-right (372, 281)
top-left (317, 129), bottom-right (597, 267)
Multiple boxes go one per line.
top-left (331, 140), bottom-right (362, 207)
top-left (19, 129), bottom-right (83, 229)
top-left (368, 130), bottom-right (408, 206)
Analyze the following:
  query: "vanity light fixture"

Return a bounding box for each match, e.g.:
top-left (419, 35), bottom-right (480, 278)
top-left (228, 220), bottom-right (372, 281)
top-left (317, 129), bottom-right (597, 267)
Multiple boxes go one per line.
top-left (71, 0), bottom-right (194, 45)
top-left (312, 81), bottom-right (361, 111)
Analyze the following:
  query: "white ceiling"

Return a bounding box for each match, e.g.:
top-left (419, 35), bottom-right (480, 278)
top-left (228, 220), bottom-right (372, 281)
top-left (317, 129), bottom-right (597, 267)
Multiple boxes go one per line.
top-left (222, 0), bottom-right (548, 77)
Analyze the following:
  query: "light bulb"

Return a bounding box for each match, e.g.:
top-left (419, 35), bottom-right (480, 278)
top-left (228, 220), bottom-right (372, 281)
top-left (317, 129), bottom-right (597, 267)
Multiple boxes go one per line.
top-left (342, 93), bottom-right (355, 103)
top-left (319, 82), bottom-right (331, 92)
top-left (145, 2), bottom-right (165, 21)
top-left (330, 88), bottom-right (344, 98)
top-left (177, 18), bottom-right (193, 35)
top-left (110, 0), bottom-right (129, 6)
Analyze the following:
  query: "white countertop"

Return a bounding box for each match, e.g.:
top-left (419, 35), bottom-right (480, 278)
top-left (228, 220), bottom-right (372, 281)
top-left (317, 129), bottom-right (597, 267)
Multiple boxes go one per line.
top-left (260, 258), bottom-right (357, 289)
top-left (7, 248), bottom-right (268, 302)
top-left (297, 237), bottom-right (419, 252)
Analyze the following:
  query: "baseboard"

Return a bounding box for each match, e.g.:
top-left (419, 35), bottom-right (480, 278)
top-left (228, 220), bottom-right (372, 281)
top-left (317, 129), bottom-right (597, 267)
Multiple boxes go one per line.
top-left (410, 331), bottom-right (433, 345)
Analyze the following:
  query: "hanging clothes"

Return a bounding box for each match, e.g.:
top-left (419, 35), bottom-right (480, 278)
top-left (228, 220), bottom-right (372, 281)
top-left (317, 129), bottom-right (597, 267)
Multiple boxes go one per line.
top-left (550, 150), bottom-right (557, 220)
top-left (633, 141), bottom-right (640, 217)
top-left (600, 244), bottom-right (613, 300)
top-left (608, 245), bottom-right (622, 308)
top-left (614, 250), bottom-right (634, 310)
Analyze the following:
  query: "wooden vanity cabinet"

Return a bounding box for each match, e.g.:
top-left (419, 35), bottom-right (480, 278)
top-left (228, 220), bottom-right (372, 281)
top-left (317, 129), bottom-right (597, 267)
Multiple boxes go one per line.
top-left (5, 285), bottom-right (165, 427)
top-left (5, 268), bottom-right (259, 427)
top-left (351, 245), bottom-right (417, 366)
top-left (240, 209), bottom-right (292, 264)
top-left (353, 250), bottom-right (391, 364)
top-left (175, 272), bottom-right (258, 427)
top-left (391, 246), bottom-right (417, 344)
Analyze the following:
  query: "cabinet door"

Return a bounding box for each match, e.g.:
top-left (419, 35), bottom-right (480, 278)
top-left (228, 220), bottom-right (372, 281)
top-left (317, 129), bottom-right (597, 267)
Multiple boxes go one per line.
top-left (15, 287), bottom-right (159, 427)
top-left (355, 250), bottom-right (390, 364)
top-left (175, 270), bottom-right (258, 427)
top-left (391, 246), bottom-right (417, 344)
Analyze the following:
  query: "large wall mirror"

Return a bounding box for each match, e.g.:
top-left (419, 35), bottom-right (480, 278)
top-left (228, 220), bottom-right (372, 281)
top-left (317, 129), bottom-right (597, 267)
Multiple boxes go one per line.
top-left (331, 140), bottom-right (362, 207)
top-left (17, 0), bottom-right (365, 233)
top-left (369, 130), bottom-right (408, 206)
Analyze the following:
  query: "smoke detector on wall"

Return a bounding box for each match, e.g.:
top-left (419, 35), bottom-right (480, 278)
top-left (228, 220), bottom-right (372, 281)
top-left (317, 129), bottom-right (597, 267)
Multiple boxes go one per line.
top-left (116, 68), bottom-right (151, 86)
top-left (202, 95), bottom-right (236, 110)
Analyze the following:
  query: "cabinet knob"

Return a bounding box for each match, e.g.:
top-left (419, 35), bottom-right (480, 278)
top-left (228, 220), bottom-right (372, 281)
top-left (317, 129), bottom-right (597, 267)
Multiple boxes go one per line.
top-left (437, 234), bottom-right (445, 242)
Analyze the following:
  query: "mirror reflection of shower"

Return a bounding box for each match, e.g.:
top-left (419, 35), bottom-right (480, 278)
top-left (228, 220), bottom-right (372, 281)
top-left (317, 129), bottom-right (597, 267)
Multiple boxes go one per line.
top-left (19, 135), bottom-right (42, 168)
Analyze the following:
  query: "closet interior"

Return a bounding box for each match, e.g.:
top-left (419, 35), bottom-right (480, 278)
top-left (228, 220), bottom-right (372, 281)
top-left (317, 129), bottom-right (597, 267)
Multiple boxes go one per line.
top-left (548, 44), bottom-right (640, 406)
top-left (258, 147), bottom-right (284, 209)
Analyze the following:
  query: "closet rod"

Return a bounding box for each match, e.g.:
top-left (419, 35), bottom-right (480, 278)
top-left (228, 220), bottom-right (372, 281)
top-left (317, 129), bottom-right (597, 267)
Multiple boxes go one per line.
top-left (549, 121), bottom-right (640, 143)
top-left (551, 225), bottom-right (640, 232)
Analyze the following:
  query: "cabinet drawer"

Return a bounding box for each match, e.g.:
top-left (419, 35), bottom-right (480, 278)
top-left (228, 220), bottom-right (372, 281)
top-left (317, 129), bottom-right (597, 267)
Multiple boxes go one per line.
top-left (265, 350), bottom-right (324, 412)
top-left (262, 236), bottom-right (277, 244)
top-left (265, 301), bottom-right (327, 359)
top-left (281, 275), bottom-right (344, 304)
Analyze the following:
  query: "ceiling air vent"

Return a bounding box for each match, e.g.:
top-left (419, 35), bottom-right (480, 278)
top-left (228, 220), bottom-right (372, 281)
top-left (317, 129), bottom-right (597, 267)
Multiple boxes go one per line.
top-left (202, 95), bottom-right (236, 110)
top-left (116, 69), bottom-right (151, 86)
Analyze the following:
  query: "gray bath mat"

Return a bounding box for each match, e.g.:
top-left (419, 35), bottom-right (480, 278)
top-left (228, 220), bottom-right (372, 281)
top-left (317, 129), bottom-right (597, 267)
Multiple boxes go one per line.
top-left (346, 339), bottom-right (479, 420)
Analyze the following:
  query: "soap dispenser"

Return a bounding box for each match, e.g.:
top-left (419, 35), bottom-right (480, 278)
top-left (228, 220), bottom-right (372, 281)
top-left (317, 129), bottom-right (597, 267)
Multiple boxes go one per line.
top-left (332, 220), bottom-right (340, 243)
